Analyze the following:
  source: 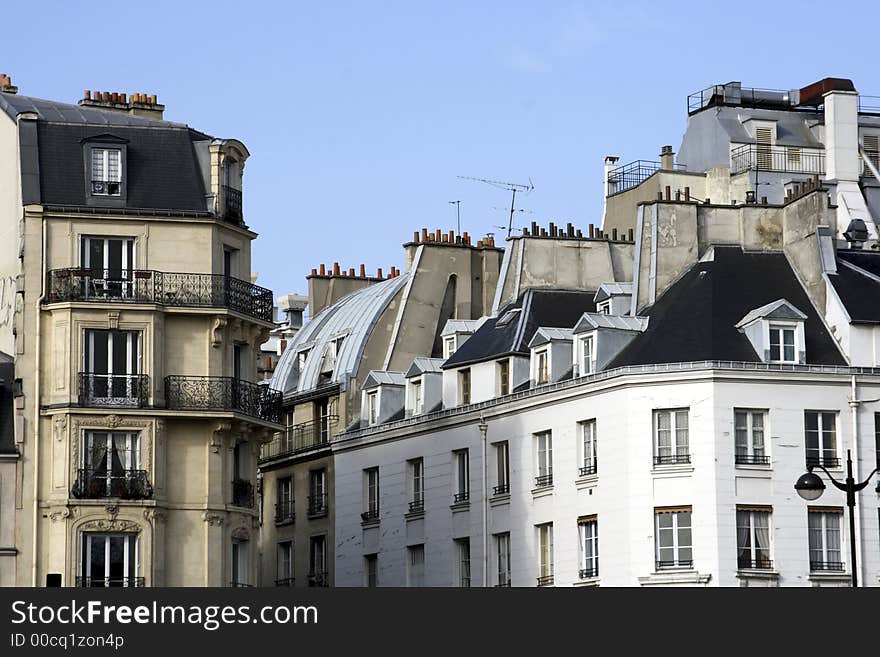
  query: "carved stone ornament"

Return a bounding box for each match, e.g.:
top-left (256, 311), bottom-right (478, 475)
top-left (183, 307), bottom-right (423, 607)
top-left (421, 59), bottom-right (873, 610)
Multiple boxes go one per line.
top-left (105, 414), bottom-right (123, 429)
top-left (211, 317), bottom-right (227, 348)
top-left (202, 511), bottom-right (225, 526)
top-left (105, 504), bottom-right (119, 520)
top-left (211, 421), bottom-right (232, 454)
top-left (79, 519), bottom-right (142, 533)
top-left (143, 508), bottom-right (167, 523)
top-left (231, 525), bottom-right (250, 541)
top-left (48, 506), bottom-right (71, 523)
top-left (53, 415), bottom-right (68, 442)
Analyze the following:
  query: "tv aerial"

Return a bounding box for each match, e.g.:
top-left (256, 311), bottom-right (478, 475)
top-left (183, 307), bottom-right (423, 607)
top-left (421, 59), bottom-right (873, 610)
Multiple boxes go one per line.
top-left (458, 175), bottom-right (534, 238)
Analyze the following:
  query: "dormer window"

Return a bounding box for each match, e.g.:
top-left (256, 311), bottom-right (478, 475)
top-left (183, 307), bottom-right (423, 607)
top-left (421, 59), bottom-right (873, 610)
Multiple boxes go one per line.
top-left (411, 379), bottom-right (423, 414)
top-left (596, 300), bottom-right (611, 315)
top-left (769, 325), bottom-right (796, 362)
top-left (736, 299), bottom-right (807, 365)
top-left (443, 336), bottom-right (456, 359)
top-left (535, 350), bottom-right (548, 385)
top-left (580, 335), bottom-right (594, 376)
top-left (91, 147), bottom-right (122, 196)
top-left (367, 391), bottom-right (378, 426)
top-left (83, 135), bottom-right (128, 206)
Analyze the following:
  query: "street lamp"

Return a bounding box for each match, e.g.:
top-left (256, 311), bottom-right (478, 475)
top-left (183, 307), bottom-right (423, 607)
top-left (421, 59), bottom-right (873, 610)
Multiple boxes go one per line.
top-left (794, 449), bottom-right (878, 587)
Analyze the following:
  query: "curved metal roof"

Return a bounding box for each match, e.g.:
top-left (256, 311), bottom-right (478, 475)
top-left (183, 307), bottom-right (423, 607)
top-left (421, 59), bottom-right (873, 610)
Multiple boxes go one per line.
top-left (270, 274), bottom-right (410, 395)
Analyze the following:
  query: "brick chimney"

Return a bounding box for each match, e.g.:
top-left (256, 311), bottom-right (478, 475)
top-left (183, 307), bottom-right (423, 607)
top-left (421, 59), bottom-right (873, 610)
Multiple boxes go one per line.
top-left (78, 90), bottom-right (165, 120)
top-left (0, 73), bottom-right (18, 94)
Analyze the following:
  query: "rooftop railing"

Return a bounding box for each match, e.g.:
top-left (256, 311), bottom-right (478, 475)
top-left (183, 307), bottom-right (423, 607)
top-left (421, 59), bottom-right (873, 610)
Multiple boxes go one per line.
top-left (606, 159), bottom-right (686, 195)
top-left (687, 85), bottom-right (794, 114)
top-left (730, 144), bottom-right (825, 175)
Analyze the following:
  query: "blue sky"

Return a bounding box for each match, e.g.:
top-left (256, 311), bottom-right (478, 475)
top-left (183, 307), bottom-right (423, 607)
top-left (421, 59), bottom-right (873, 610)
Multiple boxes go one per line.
top-left (4, 1), bottom-right (878, 311)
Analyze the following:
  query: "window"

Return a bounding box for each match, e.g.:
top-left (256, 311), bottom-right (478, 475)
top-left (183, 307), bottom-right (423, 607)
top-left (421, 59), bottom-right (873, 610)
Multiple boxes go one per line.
top-left (80, 236), bottom-right (136, 299)
top-left (495, 532), bottom-right (511, 587)
top-left (276, 541), bottom-right (294, 586)
top-left (734, 409), bottom-right (768, 465)
top-left (282, 411), bottom-right (295, 452)
top-left (769, 324), bottom-right (796, 362)
top-left (308, 469), bottom-right (327, 516)
top-left (231, 541), bottom-right (249, 587)
top-left (534, 431), bottom-right (553, 487)
top-left (411, 379), bottom-right (423, 414)
top-left (367, 391), bottom-right (378, 426)
top-left (79, 534), bottom-right (140, 587)
top-left (453, 450), bottom-right (469, 503)
top-left (875, 413), bottom-right (880, 470)
top-left (82, 329), bottom-right (143, 405)
top-left (805, 411), bottom-right (839, 468)
top-left (535, 350), bottom-right (548, 384)
top-left (275, 477), bottom-right (294, 524)
top-left (223, 247), bottom-right (239, 279)
top-left (443, 336), bottom-right (456, 359)
top-left (581, 335), bottom-right (594, 375)
top-left (755, 126), bottom-right (774, 169)
top-left (455, 538), bottom-right (471, 587)
top-left (308, 536), bottom-right (327, 586)
top-left (315, 398), bottom-right (331, 443)
top-left (365, 554), bottom-right (378, 587)
top-left (596, 300), bottom-right (611, 315)
top-left (579, 420), bottom-right (597, 477)
top-left (459, 369), bottom-right (471, 405)
top-left (537, 523), bottom-right (554, 586)
top-left (90, 147), bottom-right (122, 196)
top-left (654, 409), bottom-right (690, 466)
top-left (362, 467), bottom-right (379, 521)
top-left (408, 458), bottom-right (424, 513)
top-left (808, 509), bottom-right (844, 572)
top-left (655, 507), bottom-right (693, 569)
top-left (578, 516), bottom-right (599, 579)
top-left (498, 359), bottom-right (510, 396)
top-left (493, 441), bottom-right (509, 495)
top-left (736, 507), bottom-right (772, 569)
top-left (407, 545), bottom-right (425, 587)
top-left (76, 431), bottom-right (144, 499)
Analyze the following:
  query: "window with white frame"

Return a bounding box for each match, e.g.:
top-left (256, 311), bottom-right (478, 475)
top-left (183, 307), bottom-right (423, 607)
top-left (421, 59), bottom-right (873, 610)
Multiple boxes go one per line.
top-left (497, 359), bottom-right (510, 396)
top-left (459, 368), bottom-right (471, 405)
top-left (276, 541), bottom-right (294, 586)
top-left (805, 411), bottom-right (839, 468)
top-left (411, 379), bottom-right (423, 414)
top-left (362, 467), bottom-right (379, 521)
top-left (808, 509), bottom-right (844, 572)
top-left (453, 449), bottom-right (469, 503)
top-left (579, 420), bottom-right (597, 477)
top-left (407, 545), bottom-right (425, 587)
top-left (580, 335), bottom-right (594, 376)
top-left (596, 300), bottom-right (611, 315)
top-left (407, 458), bottom-right (424, 513)
top-left (734, 409), bottom-right (768, 465)
top-left (365, 554), bottom-right (378, 587)
top-left (535, 350), bottom-right (548, 384)
top-left (90, 147), bottom-right (122, 196)
top-left (308, 536), bottom-right (327, 586)
top-left (82, 329), bottom-right (143, 405)
top-left (769, 324), bottom-right (796, 362)
top-left (493, 441), bottom-right (509, 495)
top-left (367, 391), bottom-right (378, 426)
top-left (536, 523), bottom-right (554, 586)
top-left (455, 538), bottom-right (471, 587)
top-left (654, 409), bottom-right (690, 466)
top-left (231, 540), bottom-right (249, 587)
top-left (534, 431), bottom-right (553, 487)
top-left (78, 430), bottom-right (143, 499)
top-left (495, 532), bottom-right (511, 587)
top-left (654, 507), bottom-right (692, 569)
top-left (443, 336), bottom-right (456, 359)
top-left (80, 236), bottom-right (136, 299)
top-left (736, 507), bottom-right (772, 569)
top-left (578, 516), bottom-right (599, 579)
top-left (80, 533), bottom-right (139, 587)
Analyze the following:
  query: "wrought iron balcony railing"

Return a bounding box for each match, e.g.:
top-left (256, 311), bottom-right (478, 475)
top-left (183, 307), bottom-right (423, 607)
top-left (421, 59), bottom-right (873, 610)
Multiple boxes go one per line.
top-left (71, 469), bottom-right (153, 500)
top-left (806, 455), bottom-right (841, 469)
top-left (307, 571), bottom-right (329, 587)
top-left (275, 500), bottom-right (295, 524)
top-left (735, 453), bottom-right (770, 465)
top-left (492, 484), bottom-right (509, 496)
top-left (361, 508), bottom-right (379, 522)
top-left (810, 560), bottom-right (845, 572)
top-left (737, 557), bottom-right (773, 570)
top-left (656, 559), bottom-right (693, 570)
top-left (407, 499), bottom-right (424, 514)
top-left (730, 143), bottom-right (825, 176)
top-left (76, 576), bottom-right (145, 587)
top-left (78, 373), bottom-right (150, 408)
top-left (534, 473), bottom-right (553, 488)
top-left (536, 575), bottom-right (554, 587)
top-left (579, 459), bottom-right (597, 477)
top-left (654, 453), bottom-right (691, 466)
top-left (453, 491), bottom-right (470, 504)
top-left (231, 478), bottom-right (254, 508)
top-left (307, 494), bottom-right (328, 517)
top-left (259, 416), bottom-right (338, 462)
top-left (164, 376), bottom-right (283, 423)
top-left (579, 565), bottom-right (599, 579)
top-left (275, 577), bottom-right (295, 587)
top-left (230, 582), bottom-right (253, 588)
top-left (46, 268), bottom-right (274, 322)
top-left (606, 159), bottom-right (687, 195)
top-left (223, 185), bottom-right (243, 224)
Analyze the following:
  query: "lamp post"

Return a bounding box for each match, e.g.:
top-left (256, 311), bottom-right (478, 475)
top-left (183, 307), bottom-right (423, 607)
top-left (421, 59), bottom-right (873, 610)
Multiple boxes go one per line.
top-left (478, 415), bottom-right (488, 588)
top-left (794, 449), bottom-right (878, 587)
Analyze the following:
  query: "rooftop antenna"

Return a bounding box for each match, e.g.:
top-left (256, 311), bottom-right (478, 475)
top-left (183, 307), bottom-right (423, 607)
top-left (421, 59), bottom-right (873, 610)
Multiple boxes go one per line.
top-left (448, 200), bottom-right (461, 234)
top-left (458, 175), bottom-right (534, 238)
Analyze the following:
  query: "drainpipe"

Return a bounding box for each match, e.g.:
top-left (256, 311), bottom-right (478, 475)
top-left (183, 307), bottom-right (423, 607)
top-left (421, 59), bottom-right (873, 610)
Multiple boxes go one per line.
top-left (31, 210), bottom-right (47, 586)
top-left (848, 375), bottom-right (865, 585)
top-left (478, 416), bottom-right (488, 587)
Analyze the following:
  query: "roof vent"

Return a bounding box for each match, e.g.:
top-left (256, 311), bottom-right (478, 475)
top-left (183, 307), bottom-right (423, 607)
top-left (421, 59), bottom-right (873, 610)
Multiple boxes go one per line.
top-left (844, 218), bottom-right (869, 249)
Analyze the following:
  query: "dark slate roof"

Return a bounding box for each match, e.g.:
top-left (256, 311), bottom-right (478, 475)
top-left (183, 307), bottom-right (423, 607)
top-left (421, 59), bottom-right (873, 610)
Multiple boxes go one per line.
top-left (828, 258), bottom-right (880, 323)
top-left (0, 92), bottom-right (184, 127)
top-left (608, 246), bottom-right (846, 367)
top-left (837, 250), bottom-right (880, 278)
top-left (442, 289), bottom-right (597, 369)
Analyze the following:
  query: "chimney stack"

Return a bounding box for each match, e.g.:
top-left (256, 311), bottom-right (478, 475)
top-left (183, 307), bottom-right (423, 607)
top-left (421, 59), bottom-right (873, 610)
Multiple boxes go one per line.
top-left (0, 73), bottom-right (18, 94)
top-left (660, 145), bottom-right (675, 170)
top-left (78, 88), bottom-right (165, 120)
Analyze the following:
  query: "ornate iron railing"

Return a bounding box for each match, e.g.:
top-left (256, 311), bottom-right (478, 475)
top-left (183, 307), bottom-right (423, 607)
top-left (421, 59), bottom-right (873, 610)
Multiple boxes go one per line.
top-left (71, 469), bottom-right (153, 500)
top-left (730, 143), bottom-right (825, 175)
top-left (275, 500), bottom-right (295, 524)
top-left (76, 576), bottom-right (145, 587)
top-left (307, 571), bottom-right (329, 587)
top-left (407, 499), bottom-right (424, 514)
top-left (259, 416), bottom-right (338, 462)
top-left (534, 473), bottom-right (553, 488)
top-left (223, 185), bottom-right (243, 224)
top-left (810, 560), bottom-right (845, 572)
top-left (164, 376), bottom-right (283, 423)
top-left (231, 478), bottom-right (254, 508)
top-left (579, 459), bottom-right (597, 477)
top-left (275, 577), bottom-right (295, 587)
top-left (654, 454), bottom-right (691, 466)
top-left (307, 494), bottom-right (328, 517)
top-left (492, 484), bottom-right (509, 496)
top-left (47, 268), bottom-right (274, 322)
top-left (656, 559), bottom-right (693, 570)
top-left (737, 557), bottom-right (773, 570)
top-left (453, 491), bottom-right (470, 504)
top-left (78, 373), bottom-right (150, 408)
top-left (735, 453), bottom-right (770, 465)
top-left (361, 509), bottom-right (379, 522)
top-left (536, 575), bottom-right (554, 587)
top-left (806, 455), bottom-right (841, 469)
top-left (579, 565), bottom-right (599, 579)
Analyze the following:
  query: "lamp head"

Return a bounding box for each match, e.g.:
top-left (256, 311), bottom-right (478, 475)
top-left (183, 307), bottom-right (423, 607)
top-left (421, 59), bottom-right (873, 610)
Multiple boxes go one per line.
top-left (794, 471), bottom-right (826, 501)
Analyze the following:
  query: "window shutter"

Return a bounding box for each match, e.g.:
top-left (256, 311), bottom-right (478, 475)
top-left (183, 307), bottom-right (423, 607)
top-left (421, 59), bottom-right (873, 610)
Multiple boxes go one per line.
top-left (864, 135), bottom-right (879, 178)
top-left (756, 127), bottom-right (773, 169)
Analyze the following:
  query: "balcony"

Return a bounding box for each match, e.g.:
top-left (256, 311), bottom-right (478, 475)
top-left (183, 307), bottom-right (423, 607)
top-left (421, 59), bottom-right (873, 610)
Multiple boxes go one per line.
top-left (274, 500), bottom-right (295, 525)
top-left (259, 416), bottom-right (338, 463)
top-left (737, 557), bottom-right (773, 570)
top-left (806, 455), bottom-right (841, 469)
top-left (536, 575), bottom-right (554, 587)
top-left (492, 484), bottom-right (509, 496)
top-left (579, 459), bottom-right (597, 477)
top-left (231, 478), bottom-right (254, 508)
top-left (361, 508), bottom-right (379, 523)
top-left (579, 566), bottom-right (599, 579)
top-left (46, 268), bottom-right (274, 323)
top-left (223, 185), bottom-right (243, 224)
top-left (230, 582), bottom-right (253, 588)
top-left (730, 144), bottom-right (825, 176)
top-left (307, 571), bottom-right (329, 587)
top-left (534, 473), bottom-right (553, 488)
top-left (164, 376), bottom-right (282, 424)
top-left (407, 499), bottom-right (425, 514)
top-left (810, 561), bottom-right (845, 572)
top-left (735, 453), bottom-right (770, 466)
top-left (78, 373), bottom-right (150, 409)
top-left (76, 576), bottom-right (145, 587)
top-left (453, 491), bottom-right (470, 504)
top-left (654, 454), bottom-right (691, 466)
top-left (656, 559), bottom-right (693, 570)
top-left (307, 494), bottom-right (328, 517)
top-left (71, 469), bottom-right (153, 500)
top-left (607, 159), bottom-right (687, 195)
top-left (275, 577), bottom-right (295, 587)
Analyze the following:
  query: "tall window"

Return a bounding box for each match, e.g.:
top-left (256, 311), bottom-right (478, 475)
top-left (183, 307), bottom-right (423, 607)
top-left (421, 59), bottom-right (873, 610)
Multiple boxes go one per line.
top-left (736, 507), bottom-right (772, 569)
top-left (805, 411), bottom-right (838, 468)
top-left (808, 509), bottom-right (844, 572)
top-left (308, 469), bottom-right (327, 516)
top-left (82, 329), bottom-right (142, 405)
top-left (282, 411), bottom-right (295, 452)
top-left (411, 379), bottom-right (423, 414)
top-left (80, 236), bottom-right (136, 299)
top-left (80, 533), bottom-right (139, 587)
top-left (443, 336), bottom-right (456, 359)
top-left (90, 147), bottom-right (122, 196)
top-left (276, 541), bottom-right (294, 586)
top-left (495, 532), bottom-right (511, 587)
top-left (498, 359), bottom-right (510, 396)
top-left (367, 391), bottom-right (378, 426)
top-left (579, 420), bottom-right (597, 476)
top-left (769, 324), bottom-right (796, 362)
top-left (535, 350), bottom-right (548, 385)
top-left (654, 409), bottom-right (690, 466)
top-left (459, 369), bottom-right (471, 405)
top-left (365, 554), bottom-right (378, 587)
top-left (455, 538), bottom-right (471, 587)
top-left (231, 541), bottom-right (249, 586)
top-left (535, 431), bottom-right (553, 487)
top-left (453, 450), bottom-right (469, 503)
top-left (493, 441), bottom-right (509, 495)
top-left (537, 523), bottom-right (554, 586)
top-left (315, 398), bottom-right (331, 442)
top-left (308, 536), bottom-right (327, 586)
top-left (655, 507), bottom-right (692, 569)
top-left (875, 413), bottom-right (880, 469)
top-left (581, 335), bottom-right (594, 376)
top-left (578, 516), bottom-right (599, 579)
top-left (734, 409), bottom-right (767, 465)
top-left (362, 467), bottom-right (379, 521)
top-left (407, 545), bottom-right (425, 587)
top-left (76, 431), bottom-right (143, 499)
top-left (408, 458), bottom-right (424, 513)
top-left (275, 476), bottom-right (294, 524)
